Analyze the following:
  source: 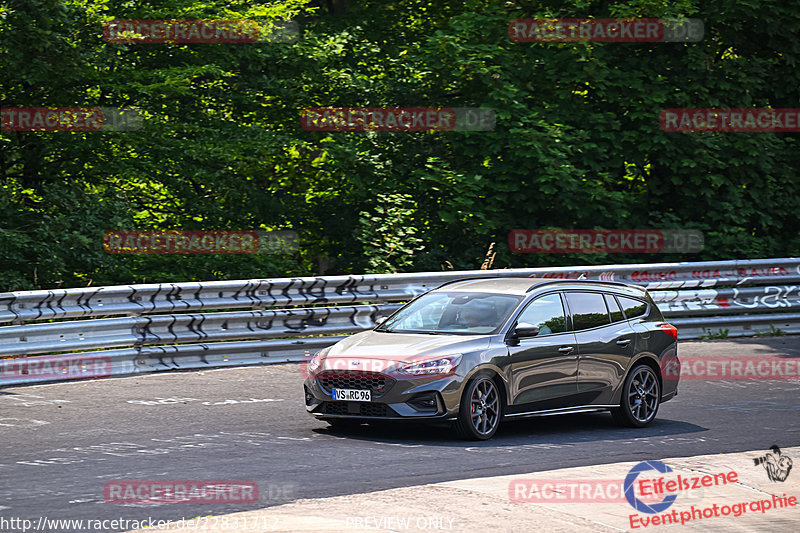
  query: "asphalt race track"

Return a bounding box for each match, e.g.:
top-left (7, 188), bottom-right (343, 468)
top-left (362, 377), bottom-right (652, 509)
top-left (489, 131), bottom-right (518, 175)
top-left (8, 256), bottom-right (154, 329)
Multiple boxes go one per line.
top-left (1, 337), bottom-right (798, 531)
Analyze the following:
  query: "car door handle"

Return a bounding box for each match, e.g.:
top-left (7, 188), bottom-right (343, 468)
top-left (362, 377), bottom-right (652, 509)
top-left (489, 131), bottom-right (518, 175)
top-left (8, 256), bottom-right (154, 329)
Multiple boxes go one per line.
top-left (558, 346), bottom-right (574, 353)
top-left (616, 339), bottom-right (632, 346)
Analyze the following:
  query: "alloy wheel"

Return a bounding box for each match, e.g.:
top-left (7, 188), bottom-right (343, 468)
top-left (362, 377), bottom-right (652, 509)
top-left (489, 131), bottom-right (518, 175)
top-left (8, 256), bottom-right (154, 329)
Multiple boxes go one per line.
top-left (627, 367), bottom-right (659, 423)
top-left (470, 378), bottom-right (500, 436)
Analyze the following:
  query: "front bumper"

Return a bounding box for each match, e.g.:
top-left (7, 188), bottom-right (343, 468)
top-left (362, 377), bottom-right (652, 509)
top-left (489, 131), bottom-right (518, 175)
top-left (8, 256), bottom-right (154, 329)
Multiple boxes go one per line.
top-left (304, 370), bottom-right (463, 420)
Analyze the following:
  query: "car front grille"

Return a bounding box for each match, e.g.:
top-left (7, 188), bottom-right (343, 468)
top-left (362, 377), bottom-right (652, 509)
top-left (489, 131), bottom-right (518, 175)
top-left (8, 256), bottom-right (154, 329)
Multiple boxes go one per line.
top-left (317, 371), bottom-right (395, 398)
top-left (321, 401), bottom-right (396, 417)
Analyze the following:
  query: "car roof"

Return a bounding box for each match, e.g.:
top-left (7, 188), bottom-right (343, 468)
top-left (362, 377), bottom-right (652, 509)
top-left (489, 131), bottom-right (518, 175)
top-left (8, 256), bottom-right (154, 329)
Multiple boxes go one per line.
top-left (433, 277), bottom-right (647, 297)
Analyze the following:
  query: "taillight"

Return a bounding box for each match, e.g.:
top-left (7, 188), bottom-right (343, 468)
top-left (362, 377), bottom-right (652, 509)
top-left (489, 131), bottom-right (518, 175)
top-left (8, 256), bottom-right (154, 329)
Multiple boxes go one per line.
top-left (659, 323), bottom-right (678, 340)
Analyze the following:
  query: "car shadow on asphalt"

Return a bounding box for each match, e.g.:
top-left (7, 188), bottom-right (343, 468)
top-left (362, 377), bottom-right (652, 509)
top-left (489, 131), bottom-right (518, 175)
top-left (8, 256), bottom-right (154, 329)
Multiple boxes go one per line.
top-left (312, 412), bottom-right (706, 447)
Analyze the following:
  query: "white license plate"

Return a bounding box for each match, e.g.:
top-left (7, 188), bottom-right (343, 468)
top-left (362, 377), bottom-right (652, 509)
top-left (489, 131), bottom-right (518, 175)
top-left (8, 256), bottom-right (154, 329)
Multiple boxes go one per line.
top-left (332, 388), bottom-right (371, 402)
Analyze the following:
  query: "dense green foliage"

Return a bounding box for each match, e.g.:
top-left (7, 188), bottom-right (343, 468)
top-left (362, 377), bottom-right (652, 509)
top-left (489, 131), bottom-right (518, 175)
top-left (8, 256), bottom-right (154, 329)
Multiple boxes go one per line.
top-left (2, 0), bottom-right (799, 291)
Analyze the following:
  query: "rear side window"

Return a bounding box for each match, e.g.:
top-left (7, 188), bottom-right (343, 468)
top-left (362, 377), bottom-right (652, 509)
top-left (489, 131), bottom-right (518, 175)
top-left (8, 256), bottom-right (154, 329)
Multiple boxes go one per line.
top-left (565, 292), bottom-right (610, 330)
top-left (618, 296), bottom-right (648, 319)
top-left (605, 294), bottom-right (624, 322)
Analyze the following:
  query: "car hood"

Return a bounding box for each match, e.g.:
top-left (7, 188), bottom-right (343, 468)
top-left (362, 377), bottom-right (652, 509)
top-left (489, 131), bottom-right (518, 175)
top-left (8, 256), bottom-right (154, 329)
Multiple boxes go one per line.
top-left (317, 329), bottom-right (491, 371)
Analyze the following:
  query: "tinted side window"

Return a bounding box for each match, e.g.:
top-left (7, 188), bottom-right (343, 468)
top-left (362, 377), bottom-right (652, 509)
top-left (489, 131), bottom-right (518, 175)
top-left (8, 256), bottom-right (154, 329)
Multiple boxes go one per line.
top-left (618, 296), bottom-right (648, 319)
top-left (517, 294), bottom-right (567, 335)
top-left (565, 292), bottom-right (610, 330)
top-left (605, 294), bottom-right (624, 322)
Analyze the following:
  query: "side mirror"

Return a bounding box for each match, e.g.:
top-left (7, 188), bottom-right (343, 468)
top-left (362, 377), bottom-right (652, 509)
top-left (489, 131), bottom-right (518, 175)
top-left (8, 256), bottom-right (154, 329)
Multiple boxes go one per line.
top-left (514, 322), bottom-right (540, 337)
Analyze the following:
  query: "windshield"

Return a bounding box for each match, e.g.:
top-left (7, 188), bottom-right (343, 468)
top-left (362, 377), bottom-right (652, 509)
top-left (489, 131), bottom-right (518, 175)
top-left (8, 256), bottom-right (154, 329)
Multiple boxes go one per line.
top-left (377, 291), bottom-right (523, 335)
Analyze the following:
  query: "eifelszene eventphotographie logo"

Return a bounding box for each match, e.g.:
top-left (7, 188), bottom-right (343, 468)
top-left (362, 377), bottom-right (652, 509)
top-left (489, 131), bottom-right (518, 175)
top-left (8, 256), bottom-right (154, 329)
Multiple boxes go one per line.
top-left (625, 461), bottom-right (678, 514)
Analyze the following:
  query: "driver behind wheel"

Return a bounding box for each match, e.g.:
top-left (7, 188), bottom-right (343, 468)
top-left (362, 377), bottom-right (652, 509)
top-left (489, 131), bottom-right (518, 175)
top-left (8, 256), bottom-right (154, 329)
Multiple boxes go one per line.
top-left (457, 301), bottom-right (496, 331)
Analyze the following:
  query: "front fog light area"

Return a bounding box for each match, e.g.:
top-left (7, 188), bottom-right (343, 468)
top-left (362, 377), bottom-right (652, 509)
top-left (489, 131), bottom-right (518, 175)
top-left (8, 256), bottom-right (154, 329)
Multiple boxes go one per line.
top-left (407, 392), bottom-right (440, 413)
top-left (304, 386), bottom-right (318, 406)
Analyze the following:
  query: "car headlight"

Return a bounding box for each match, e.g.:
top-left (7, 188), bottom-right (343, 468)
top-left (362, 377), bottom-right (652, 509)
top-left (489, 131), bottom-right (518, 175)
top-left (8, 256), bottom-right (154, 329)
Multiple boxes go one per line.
top-left (306, 350), bottom-right (327, 376)
top-left (399, 355), bottom-right (462, 377)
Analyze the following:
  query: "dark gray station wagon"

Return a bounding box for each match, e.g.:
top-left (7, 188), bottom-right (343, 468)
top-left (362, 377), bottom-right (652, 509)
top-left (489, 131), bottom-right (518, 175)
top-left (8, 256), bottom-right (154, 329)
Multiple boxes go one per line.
top-left (304, 278), bottom-right (680, 440)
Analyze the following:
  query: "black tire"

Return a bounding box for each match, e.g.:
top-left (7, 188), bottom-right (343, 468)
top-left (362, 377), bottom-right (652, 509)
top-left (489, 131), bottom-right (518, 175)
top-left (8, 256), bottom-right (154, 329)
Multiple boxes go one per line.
top-left (455, 375), bottom-right (502, 440)
top-left (612, 364), bottom-right (661, 427)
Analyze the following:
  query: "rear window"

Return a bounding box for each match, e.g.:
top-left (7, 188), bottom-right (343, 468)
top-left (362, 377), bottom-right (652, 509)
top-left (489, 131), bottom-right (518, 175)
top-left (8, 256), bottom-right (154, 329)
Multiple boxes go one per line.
top-left (565, 292), bottom-right (611, 330)
top-left (618, 296), bottom-right (648, 319)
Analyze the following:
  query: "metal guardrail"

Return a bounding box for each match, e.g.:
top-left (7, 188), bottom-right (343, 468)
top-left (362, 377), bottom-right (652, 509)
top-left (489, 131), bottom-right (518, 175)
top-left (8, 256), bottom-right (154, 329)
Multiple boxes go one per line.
top-left (2, 257), bottom-right (798, 324)
top-left (1, 257), bottom-right (798, 386)
top-left (0, 304), bottom-right (403, 357)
